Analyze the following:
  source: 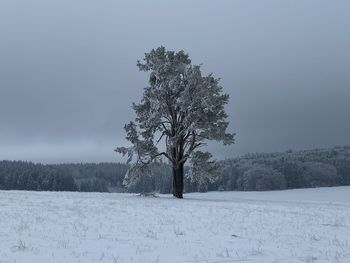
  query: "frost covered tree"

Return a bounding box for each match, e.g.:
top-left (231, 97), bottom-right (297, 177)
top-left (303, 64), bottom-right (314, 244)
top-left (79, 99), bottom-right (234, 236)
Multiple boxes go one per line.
top-left (237, 165), bottom-right (287, 191)
top-left (303, 162), bottom-right (340, 187)
top-left (116, 47), bottom-right (234, 198)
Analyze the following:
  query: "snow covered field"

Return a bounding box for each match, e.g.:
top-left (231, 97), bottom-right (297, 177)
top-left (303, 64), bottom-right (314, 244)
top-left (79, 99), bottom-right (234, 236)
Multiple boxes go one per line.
top-left (0, 187), bottom-right (349, 263)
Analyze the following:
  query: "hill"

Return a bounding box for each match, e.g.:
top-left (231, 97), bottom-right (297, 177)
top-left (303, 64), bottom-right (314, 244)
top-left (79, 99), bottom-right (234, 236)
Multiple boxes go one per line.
top-left (0, 145), bottom-right (349, 193)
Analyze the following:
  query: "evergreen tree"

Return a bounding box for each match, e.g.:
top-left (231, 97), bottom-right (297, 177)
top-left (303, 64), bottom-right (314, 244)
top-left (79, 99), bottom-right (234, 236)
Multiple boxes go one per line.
top-left (116, 47), bottom-right (234, 198)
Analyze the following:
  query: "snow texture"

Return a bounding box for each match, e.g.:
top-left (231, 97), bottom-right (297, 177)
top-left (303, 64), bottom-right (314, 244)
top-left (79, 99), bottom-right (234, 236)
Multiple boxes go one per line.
top-left (0, 187), bottom-right (350, 262)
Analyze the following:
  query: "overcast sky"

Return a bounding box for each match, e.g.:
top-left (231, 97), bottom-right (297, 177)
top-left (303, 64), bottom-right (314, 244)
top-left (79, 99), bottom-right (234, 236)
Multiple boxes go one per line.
top-left (0, 0), bottom-right (349, 163)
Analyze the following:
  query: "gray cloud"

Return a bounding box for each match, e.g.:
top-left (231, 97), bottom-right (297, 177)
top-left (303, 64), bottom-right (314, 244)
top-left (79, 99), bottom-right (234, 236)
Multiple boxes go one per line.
top-left (0, 0), bottom-right (349, 163)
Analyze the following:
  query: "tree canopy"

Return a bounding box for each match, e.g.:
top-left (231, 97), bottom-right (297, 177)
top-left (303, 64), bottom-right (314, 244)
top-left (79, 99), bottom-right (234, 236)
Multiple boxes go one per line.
top-left (116, 46), bottom-right (234, 198)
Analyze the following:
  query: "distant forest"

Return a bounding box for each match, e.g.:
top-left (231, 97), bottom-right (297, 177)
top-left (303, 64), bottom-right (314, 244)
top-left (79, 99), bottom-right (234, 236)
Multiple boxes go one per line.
top-left (0, 146), bottom-right (349, 193)
top-left (0, 162), bottom-right (128, 193)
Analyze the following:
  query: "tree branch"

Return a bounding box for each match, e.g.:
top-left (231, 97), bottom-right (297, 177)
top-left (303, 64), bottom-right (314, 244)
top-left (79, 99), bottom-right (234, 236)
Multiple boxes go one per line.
top-left (156, 131), bottom-right (167, 144)
top-left (138, 151), bottom-right (172, 165)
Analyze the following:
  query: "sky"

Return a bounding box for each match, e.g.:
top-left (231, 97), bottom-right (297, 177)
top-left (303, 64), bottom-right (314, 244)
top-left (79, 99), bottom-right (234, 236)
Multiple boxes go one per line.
top-left (0, 0), bottom-right (349, 163)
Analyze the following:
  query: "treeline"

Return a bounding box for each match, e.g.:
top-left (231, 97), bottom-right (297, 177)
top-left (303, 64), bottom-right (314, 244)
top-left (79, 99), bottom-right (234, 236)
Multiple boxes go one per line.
top-left (213, 146), bottom-right (350, 192)
top-left (126, 146), bottom-right (350, 193)
top-left (1, 146), bottom-right (349, 193)
top-left (0, 161), bottom-right (128, 192)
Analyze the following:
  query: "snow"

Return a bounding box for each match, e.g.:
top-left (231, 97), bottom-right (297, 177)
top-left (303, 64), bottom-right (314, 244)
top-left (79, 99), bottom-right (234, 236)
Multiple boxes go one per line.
top-left (0, 187), bottom-right (350, 263)
top-left (187, 186), bottom-right (350, 204)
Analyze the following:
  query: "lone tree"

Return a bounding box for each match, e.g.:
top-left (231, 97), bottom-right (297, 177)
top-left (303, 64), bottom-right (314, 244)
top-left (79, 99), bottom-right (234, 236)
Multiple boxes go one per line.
top-left (116, 47), bottom-right (234, 198)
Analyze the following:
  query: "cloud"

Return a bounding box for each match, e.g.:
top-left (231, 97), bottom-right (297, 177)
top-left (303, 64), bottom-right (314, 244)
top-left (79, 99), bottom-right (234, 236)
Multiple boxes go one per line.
top-left (0, 0), bottom-right (349, 163)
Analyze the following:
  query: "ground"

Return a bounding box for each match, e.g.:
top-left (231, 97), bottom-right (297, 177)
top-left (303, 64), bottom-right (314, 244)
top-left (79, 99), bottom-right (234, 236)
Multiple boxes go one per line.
top-left (0, 187), bottom-right (349, 263)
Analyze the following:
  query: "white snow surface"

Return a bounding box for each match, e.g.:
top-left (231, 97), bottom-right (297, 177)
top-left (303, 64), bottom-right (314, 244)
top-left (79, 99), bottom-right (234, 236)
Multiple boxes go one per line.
top-left (0, 187), bottom-right (350, 263)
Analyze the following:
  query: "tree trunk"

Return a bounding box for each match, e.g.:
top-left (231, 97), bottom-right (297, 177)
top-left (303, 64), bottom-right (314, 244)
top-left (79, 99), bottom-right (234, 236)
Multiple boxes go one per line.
top-left (172, 164), bottom-right (184, 198)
